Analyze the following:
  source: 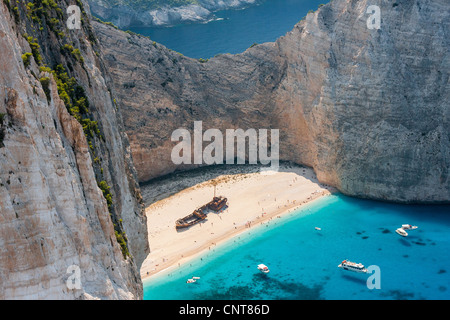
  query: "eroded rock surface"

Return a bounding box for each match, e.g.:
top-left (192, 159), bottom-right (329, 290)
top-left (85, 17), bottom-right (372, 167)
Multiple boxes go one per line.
top-left (95, 0), bottom-right (449, 203)
top-left (0, 0), bottom-right (148, 299)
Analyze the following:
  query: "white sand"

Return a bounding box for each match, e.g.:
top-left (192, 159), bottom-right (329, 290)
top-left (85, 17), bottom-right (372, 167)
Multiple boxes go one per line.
top-left (140, 164), bottom-right (335, 280)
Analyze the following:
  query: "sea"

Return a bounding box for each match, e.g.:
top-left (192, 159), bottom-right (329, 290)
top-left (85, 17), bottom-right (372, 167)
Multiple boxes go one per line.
top-left (143, 194), bottom-right (450, 300)
top-left (137, 0), bottom-right (450, 300)
top-left (128, 0), bottom-right (326, 59)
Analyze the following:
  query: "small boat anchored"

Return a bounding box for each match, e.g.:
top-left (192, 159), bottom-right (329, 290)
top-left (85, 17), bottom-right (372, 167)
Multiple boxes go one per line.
top-left (257, 264), bottom-right (270, 274)
top-left (186, 276), bottom-right (200, 284)
top-left (338, 260), bottom-right (367, 273)
top-left (395, 224), bottom-right (418, 237)
top-left (395, 227), bottom-right (408, 237)
top-left (402, 224), bottom-right (418, 230)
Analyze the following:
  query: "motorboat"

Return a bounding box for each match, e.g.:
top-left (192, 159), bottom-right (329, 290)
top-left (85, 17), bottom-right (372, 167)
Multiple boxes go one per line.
top-left (402, 224), bottom-right (418, 230)
top-left (338, 260), bottom-right (367, 273)
top-left (396, 227), bottom-right (408, 237)
top-left (395, 224), bottom-right (418, 237)
top-left (257, 264), bottom-right (270, 274)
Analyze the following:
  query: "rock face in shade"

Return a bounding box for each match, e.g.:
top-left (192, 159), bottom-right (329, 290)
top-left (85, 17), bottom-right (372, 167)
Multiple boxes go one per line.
top-left (94, 0), bottom-right (449, 203)
top-left (0, 1), bottom-right (148, 299)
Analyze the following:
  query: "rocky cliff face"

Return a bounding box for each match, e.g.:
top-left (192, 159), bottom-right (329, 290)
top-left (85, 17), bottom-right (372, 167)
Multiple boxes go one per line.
top-left (94, 0), bottom-right (449, 203)
top-left (0, 0), bottom-right (448, 300)
top-left (89, 0), bottom-right (259, 29)
top-left (0, 0), bottom-right (148, 299)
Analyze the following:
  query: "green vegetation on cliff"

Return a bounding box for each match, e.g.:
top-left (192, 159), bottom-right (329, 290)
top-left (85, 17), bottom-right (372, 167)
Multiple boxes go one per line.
top-left (5, 0), bottom-right (132, 260)
top-left (21, 52), bottom-right (33, 68)
top-left (47, 63), bottom-right (130, 259)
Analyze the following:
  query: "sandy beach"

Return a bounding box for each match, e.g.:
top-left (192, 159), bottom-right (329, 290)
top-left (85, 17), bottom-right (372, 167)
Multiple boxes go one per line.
top-left (140, 163), bottom-right (336, 280)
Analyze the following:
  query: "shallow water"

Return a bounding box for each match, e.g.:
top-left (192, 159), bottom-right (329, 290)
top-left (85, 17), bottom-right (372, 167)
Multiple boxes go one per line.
top-left (143, 194), bottom-right (450, 300)
top-left (137, 0), bottom-right (450, 300)
top-left (128, 0), bottom-right (326, 59)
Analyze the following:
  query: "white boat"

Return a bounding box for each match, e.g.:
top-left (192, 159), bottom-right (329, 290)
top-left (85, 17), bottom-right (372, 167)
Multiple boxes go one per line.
top-left (338, 260), bottom-right (367, 273)
top-left (396, 228), bottom-right (408, 237)
top-left (402, 224), bottom-right (418, 230)
top-left (257, 264), bottom-right (270, 274)
top-left (192, 276), bottom-right (200, 280)
top-left (315, 227), bottom-right (321, 231)
top-left (186, 278), bottom-right (196, 283)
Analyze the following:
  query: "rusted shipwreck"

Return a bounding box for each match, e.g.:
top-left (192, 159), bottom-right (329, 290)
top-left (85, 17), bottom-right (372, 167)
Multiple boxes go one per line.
top-left (175, 196), bottom-right (228, 230)
top-left (208, 196), bottom-right (227, 211)
top-left (175, 209), bottom-right (207, 229)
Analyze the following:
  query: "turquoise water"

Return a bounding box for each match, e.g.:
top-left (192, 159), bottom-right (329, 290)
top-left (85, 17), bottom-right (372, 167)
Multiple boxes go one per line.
top-left (143, 194), bottom-right (450, 300)
top-left (138, 0), bottom-right (450, 300)
top-left (129, 0), bottom-right (326, 59)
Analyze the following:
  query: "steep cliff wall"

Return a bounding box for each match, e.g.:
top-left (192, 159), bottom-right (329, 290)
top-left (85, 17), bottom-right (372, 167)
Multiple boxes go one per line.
top-left (0, 0), bottom-right (148, 299)
top-left (94, 0), bottom-right (449, 203)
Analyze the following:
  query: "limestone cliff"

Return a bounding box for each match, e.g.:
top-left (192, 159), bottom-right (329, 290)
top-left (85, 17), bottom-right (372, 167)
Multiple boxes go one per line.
top-left (0, 0), bottom-right (148, 299)
top-left (94, 0), bottom-right (449, 203)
